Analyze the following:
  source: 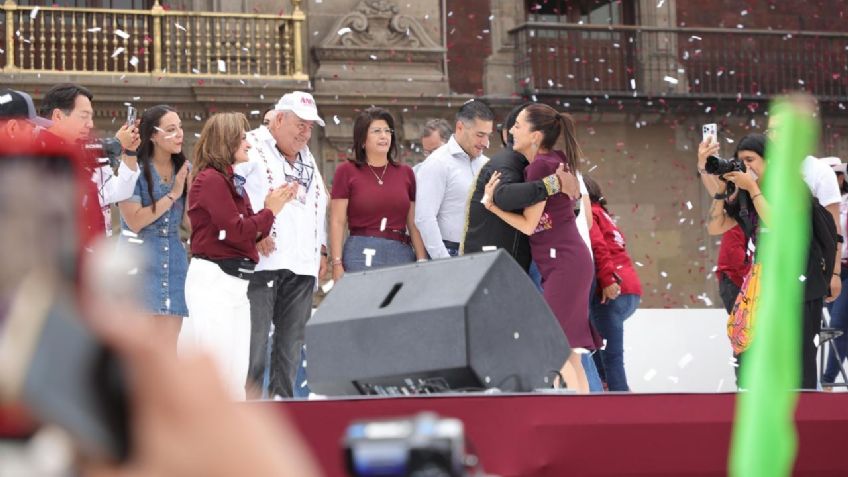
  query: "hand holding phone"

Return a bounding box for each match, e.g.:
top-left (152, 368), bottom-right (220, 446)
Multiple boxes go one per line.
top-left (126, 106), bottom-right (137, 127)
top-left (702, 123), bottom-right (717, 145)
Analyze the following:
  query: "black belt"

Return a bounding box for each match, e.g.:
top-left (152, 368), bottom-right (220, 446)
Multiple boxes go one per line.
top-left (443, 240), bottom-right (460, 249)
top-left (196, 256), bottom-right (256, 280)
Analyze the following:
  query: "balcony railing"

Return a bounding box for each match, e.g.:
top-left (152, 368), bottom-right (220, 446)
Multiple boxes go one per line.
top-left (0, 0), bottom-right (307, 79)
top-left (510, 22), bottom-right (848, 101)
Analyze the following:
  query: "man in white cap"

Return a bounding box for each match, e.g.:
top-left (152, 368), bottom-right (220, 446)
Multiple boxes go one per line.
top-left (236, 91), bottom-right (328, 399)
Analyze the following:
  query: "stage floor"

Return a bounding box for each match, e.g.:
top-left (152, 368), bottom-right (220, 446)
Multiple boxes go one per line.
top-left (276, 391), bottom-right (848, 477)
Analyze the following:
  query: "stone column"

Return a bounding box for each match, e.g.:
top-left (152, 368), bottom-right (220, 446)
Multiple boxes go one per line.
top-left (637, 0), bottom-right (687, 95)
top-left (483, 0), bottom-right (524, 98)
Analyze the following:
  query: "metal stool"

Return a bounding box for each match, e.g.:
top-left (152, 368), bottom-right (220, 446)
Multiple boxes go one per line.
top-left (819, 308), bottom-right (848, 388)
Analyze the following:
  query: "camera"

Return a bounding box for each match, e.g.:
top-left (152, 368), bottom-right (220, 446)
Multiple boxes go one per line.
top-left (344, 413), bottom-right (468, 477)
top-left (83, 137), bottom-right (123, 168)
top-left (704, 155), bottom-right (746, 195)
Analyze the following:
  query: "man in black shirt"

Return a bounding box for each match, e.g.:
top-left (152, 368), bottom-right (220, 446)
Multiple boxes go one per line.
top-left (461, 103), bottom-right (577, 271)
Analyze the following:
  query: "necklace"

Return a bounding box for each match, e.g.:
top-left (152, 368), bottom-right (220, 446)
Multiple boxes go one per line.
top-left (367, 163), bottom-right (388, 185)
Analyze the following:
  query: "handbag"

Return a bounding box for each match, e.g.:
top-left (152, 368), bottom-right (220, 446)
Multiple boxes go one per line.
top-left (727, 263), bottom-right (761, 355)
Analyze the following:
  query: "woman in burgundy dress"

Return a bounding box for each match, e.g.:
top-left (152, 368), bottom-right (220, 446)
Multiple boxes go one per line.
top-left (483, 103), bottom-right (594, 393)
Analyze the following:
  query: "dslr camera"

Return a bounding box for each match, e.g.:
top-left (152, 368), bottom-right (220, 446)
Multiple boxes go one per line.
top-left (83, 136), bottom-right (123, 169)
top-left (344, 413), bottom-right (469, 477)
top-left (704, 154), bottom-right (746, 195)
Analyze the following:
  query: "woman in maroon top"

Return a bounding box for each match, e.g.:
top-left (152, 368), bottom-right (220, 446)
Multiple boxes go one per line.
top-left (482, 104), bottom-right (592, 393)
top-left (584, 175), bottom-right (642, 391)
top-left (329, 107), bottom-right (427, 281)
top-left (181, 112), bottom-right (294, 399)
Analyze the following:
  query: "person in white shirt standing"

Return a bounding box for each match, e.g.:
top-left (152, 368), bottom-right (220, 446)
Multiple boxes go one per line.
top-left (415, 99), bottom-right (494, 258)
top-left (236, 91), bottom-right (329, 399)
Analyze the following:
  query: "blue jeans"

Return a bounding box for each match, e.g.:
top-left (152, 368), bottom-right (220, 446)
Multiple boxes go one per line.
top-left (590, 293), bottom-right (641, 391)
top-left (343, 235), bottom-right (415, 271)
top-left (823, 269), bottom-right (848, 383)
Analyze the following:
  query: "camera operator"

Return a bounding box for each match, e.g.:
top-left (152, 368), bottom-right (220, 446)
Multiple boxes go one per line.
top-left (38, 83), bottom-right (141, 236)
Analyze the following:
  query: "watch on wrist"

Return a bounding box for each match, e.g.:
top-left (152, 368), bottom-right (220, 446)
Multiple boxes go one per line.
top-left (124, 149), bottom-right (138, 157)
top-left (713, 191), bottom-right (728, 200)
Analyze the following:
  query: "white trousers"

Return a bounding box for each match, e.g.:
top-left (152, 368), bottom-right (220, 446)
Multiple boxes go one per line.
top-left (180, 258), bottom-right (251, 400)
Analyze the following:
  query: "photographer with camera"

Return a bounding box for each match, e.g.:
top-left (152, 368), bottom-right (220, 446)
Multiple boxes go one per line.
top-left (706, 133), bottom-right (838, 389)
top-left (697, 136), bottom-right (751, 313)
top-left (38, 83), bottom-right (141, 236)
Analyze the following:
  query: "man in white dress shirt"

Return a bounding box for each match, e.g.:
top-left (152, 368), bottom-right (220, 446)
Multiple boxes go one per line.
top-left (236, 91), bottom-right (329, 398)
top-left (415, 99), bottom-right (494, 258)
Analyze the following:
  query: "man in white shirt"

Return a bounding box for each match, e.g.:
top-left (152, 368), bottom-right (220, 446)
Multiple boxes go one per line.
top-left (236, 91), bottom-right (328, 399)
top-left (39, 83), bottom-right (141, 236)
top-left (415, 100), bottom-right (494, 258)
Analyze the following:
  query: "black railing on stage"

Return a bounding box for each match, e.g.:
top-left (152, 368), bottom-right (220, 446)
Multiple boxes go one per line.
top-left (510, 22), bottom-right (848, 102)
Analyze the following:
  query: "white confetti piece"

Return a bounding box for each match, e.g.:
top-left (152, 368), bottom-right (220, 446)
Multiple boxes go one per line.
top-left (333, 115), bottom-right (341, 125)
top-left (250, 110), bottom-right (260, 116)
top-left (635, 261), bottom-right (643, 267)
top-left (127, 237), bottom-right (144, 245)
top-left (129, 56), bottom-right (139, 67)
top-left (685, 201), bottom-right (693, 210)
top-left (218, 230), bottom-right (226, 240)
top-left (513, 331), bottom-right (520, 340)
top-left (678, 353), bottom-right (693, 369)
top-left (128, 268), bottom-right (139, 275)
top-left (121, 229), bottom-right (138, 239)
top-left (111, 47), bottom-right (125, 58)
top-left (300, 379), bottom-right (308, 388)
top-left (175, 23), bottom-right (186, 32)
top-left (0, 94), bottom-right (12, 105)
top-left (572, 347), bottom-right (589, 355)
top-left (337, 27), bottom-right (351, 35)
top-left (643, 369), bottom-right (657, 381)
top-left (114, 29), bottom-right (130, 39)
top-left (481, 246), bottom-right (497, 252)
top-left (217, 59), bottom-right (226, 72)
top-left (379, 217), bottom-right (387, 232)
top-left (663, 76), bottom-right (679, 85)
top-left (369, 54), bottom-right (378, 60)
top-left (363, 248), bottom-right (376, 267)
top-left (630, 79), bottom-right (636, 90)
top-left (321, 280), bottom-right (334, 294)
top-left (30, 7), bottom-right (39, 19)
top-left (660, 271), bottom-right (668, 278)
top-left (550, 248), bottom-right (556, 258)
top-left (267, 280), bottom-right (274, 288)
top-left (88, 27), bottom-right (101, 32)
top-left (799, 275), bottom-right (807, 282)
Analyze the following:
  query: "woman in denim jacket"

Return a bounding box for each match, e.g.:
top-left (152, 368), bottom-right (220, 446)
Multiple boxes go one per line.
top-left (119, 105), bottom-right (189, 347)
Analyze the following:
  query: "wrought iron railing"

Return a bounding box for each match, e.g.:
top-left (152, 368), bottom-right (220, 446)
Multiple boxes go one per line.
top-left (0, 0), bottom-right (307, 79)
top-left (510, 22), bottom-right (848, 101)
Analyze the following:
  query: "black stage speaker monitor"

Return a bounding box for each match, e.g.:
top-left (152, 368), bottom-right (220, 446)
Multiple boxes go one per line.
top-left (306, 250), bottom-right (571, 396)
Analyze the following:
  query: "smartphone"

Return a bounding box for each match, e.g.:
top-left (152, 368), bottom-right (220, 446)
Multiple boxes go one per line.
top-left (126, 105), bottom-right (137, 126)
top-left (702, 123), bottom-right (717, 144)
top-left (0, 154), bottom-right (130, 461)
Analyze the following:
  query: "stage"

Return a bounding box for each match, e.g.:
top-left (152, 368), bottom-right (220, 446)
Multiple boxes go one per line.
top-left (277, 392), bottom-right (848, 477)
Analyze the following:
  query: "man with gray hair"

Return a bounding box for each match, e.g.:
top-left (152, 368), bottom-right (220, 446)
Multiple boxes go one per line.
top-left (415, 99), bottom-right (494, 258)
top-left (414, 118), bottom-right (452, 174)
top-left (236, 91), bottom-right (329, 399)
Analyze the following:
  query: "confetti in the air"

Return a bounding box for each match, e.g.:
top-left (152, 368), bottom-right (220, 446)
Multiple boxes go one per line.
top-left (663, 76), bottom-right (679, 85)
top-left (114, 29), bottom-right (130, 40)
top-left (218, 60), bottom-right (226, 72)
top-left (363, 248), bottom-right (376, 267)
top-left (111, 47), bottom-right (125, 58)
top-left (218, 230), bottom-right (226, 240)
top-left (643, 369), bottom-right (657, 381)
top-left (678, 353), bottom-right (693, 369)
top-left (175, 23), bottom-right (186, 32)
top-left (685, 201), bottom-right (693, 210)
top-left (481, 246), bottom-right (497, 252)
top-left (380, 217), bottom-right (387, 232)
top-left (129, 56), bottom-right (139, 67)
top-left (321, 280), bottom-right (334, 294)
top-left (337, 27), bottom-right (352, 35)
top-left (550, 248), bottom-right (556, 258)
top-left (30, 7), bottom-right (39, 19)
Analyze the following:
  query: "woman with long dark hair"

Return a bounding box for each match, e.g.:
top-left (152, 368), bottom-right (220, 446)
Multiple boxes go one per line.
top-left (583, 175), bottom-right (642, 392)
top-left (118, 105), bottom-right (189, 347)
top-left (329, 107), bottom-right (427, 281)
top-left (482, 103), bottom-right (593, 393)
top-left (180, 112), bottom-right (293, 399)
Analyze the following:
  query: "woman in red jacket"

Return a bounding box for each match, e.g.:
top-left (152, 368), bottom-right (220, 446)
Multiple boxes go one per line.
top-left (584, 175), bottom-right (642, 391)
